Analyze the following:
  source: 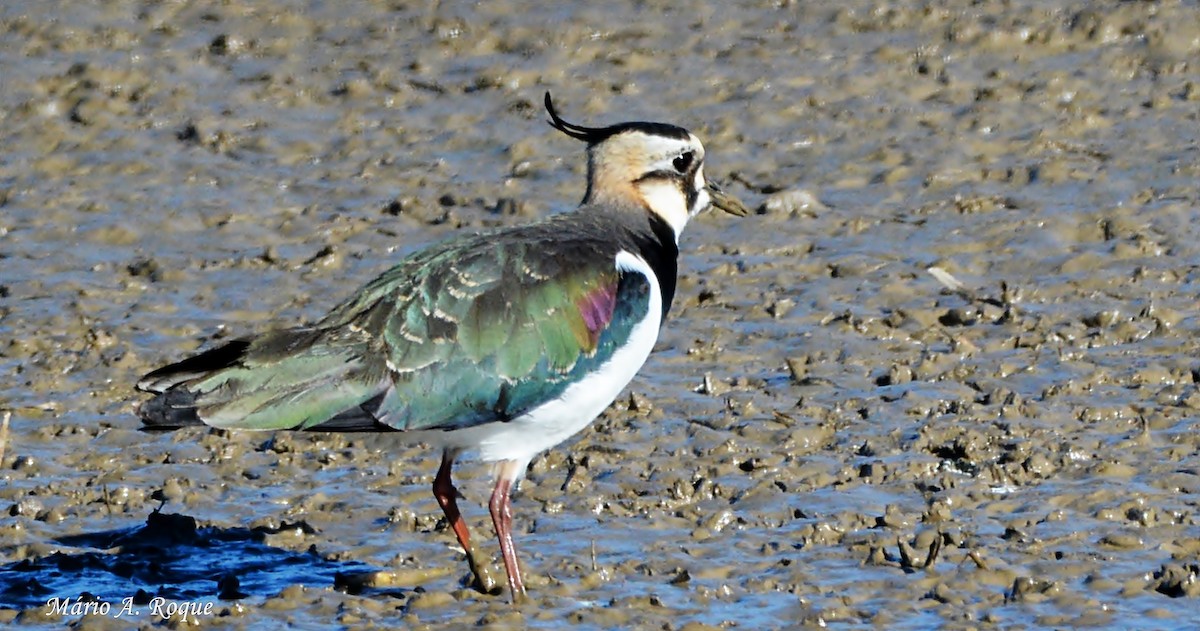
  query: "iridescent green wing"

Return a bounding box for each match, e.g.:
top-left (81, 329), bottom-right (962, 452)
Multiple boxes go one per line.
top-left (144, 230), bottom-right (651, 432)
top-left (175, 326), bottom-right (386, 430)
top-left (319, 233), bottom-right (650, 431)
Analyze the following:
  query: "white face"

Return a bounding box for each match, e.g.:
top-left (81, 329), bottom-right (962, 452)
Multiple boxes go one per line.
top-left (636, 179), bottom-right (691, 242)
top-left (586, 130), bottom-right (710, 242)
top-left (638, 132), bottom-right (708, 240)
top-left (690, 165), bottom-right (710, 217)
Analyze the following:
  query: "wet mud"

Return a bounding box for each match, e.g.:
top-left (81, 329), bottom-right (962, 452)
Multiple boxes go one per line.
top-left (3, 0), bottom-right (1200, 628)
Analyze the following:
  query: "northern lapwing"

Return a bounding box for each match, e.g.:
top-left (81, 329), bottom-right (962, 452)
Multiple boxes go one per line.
top-left (136, 92), bottom-right (749, 602)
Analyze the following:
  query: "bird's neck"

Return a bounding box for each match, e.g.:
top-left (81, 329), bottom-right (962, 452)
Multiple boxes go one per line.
top-left (582, 180), bottom-right (689, 246)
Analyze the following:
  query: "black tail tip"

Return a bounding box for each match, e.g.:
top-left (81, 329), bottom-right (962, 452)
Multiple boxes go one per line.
top-left (136, 392), bottom-right (205, 431)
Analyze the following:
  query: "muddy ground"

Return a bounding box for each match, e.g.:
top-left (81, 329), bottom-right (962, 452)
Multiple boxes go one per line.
top-left (2, 0), bottom-right (1200, 628)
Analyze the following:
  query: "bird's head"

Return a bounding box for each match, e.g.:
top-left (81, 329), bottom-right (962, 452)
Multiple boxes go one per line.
top-left (545, 92), bottom-right (748, 242)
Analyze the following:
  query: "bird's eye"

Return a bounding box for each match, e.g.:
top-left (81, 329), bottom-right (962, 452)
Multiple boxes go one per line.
top-left (672, 152), bottom-right (694, 173)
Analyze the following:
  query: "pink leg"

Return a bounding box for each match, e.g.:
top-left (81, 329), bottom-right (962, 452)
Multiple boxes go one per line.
top-left (488, 459), bottom-right (527, 602)
top-left (432, 450), bottom-right (497, 593)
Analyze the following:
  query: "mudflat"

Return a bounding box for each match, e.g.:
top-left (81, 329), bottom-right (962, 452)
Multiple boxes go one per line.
top-left (2, 1), bottom-right (1199, 627)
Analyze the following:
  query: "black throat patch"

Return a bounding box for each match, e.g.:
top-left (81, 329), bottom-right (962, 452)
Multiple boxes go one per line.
top-left (628, 211), bottom-right (680, 321)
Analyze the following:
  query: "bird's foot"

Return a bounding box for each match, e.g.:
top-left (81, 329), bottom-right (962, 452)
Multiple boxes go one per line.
top-left (509, 585), bottom-right (527, 605)
top-left (464, 546), bottom-right (501, 595)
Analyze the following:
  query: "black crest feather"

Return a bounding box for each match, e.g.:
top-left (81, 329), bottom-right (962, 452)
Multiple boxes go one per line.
top-left (544, 92), bottom-right (690, 146)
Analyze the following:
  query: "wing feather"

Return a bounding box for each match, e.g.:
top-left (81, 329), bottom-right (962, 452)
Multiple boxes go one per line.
top-left (138, 227), bottom-right (654, 434)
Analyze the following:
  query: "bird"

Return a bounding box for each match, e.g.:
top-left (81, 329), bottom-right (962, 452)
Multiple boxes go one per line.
top-left (136, 92), bottom-right (749, 602)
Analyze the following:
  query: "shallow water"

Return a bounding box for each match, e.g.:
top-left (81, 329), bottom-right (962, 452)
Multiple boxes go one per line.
top-left (3, 0), bottom-right (1200, 628)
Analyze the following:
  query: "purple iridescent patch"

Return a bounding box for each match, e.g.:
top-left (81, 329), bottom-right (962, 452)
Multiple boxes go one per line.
top-left (577, 282), bottom-right (618, 344)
